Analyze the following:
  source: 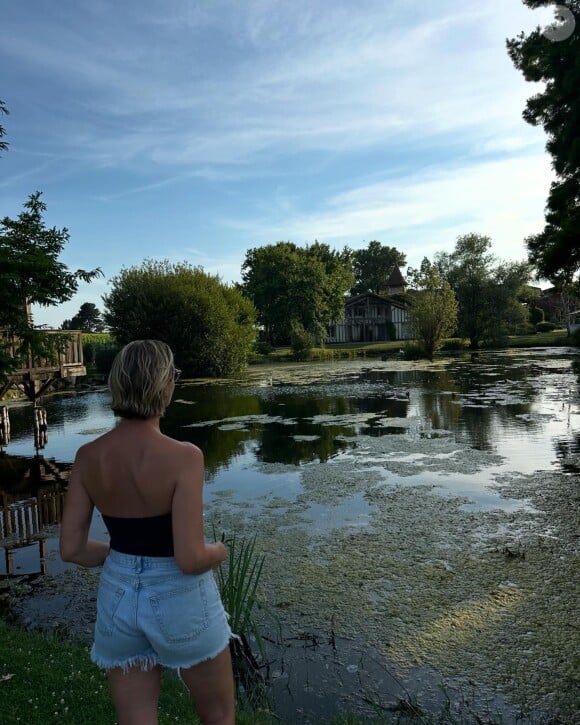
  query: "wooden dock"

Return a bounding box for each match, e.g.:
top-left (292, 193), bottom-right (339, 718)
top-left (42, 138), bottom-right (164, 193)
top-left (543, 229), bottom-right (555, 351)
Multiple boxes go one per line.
top-left (0, 329), bottom-right (86, 401)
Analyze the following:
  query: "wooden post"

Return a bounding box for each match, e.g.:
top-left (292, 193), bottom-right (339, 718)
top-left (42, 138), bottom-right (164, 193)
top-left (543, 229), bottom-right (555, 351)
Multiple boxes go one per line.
top-left (34, 406), bottom-right (48, 450)
top-left (0, 406), bottom-right (10, 447)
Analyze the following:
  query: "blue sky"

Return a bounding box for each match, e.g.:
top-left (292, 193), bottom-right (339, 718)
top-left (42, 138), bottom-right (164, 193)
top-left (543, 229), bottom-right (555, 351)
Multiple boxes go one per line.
top-left (0, 0), bottom-right (561, 327)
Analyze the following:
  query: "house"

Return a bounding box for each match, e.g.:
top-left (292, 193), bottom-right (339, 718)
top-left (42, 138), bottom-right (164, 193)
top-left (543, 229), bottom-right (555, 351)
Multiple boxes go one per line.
top-left (326, 266), bottom-right (412, 343)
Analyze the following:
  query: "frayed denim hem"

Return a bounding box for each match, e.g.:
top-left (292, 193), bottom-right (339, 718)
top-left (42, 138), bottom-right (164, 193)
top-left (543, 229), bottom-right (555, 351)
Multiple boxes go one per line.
top-left (90, 645), bottom-right (159, 673)
top-left (175, 635), bottom-right (232, 676)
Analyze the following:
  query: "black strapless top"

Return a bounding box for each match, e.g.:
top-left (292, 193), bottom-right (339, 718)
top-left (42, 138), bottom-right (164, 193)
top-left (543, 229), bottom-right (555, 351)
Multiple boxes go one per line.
top-left (102, 511), bottom-right (174, 557)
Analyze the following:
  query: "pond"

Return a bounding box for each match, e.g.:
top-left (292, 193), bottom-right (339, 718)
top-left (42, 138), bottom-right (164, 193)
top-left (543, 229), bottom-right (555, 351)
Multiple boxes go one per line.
top-left (1, 349), bottom-right (579, 722)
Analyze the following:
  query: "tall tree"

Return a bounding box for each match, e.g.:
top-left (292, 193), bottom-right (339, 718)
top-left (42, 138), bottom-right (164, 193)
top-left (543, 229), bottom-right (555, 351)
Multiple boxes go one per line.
top-left (350, 241), bottom-right (406, 294)
top-left (241, 242), bottom-right (353, 345)
top-left (61, 302), bottom-right (106, 332)
top-left (103, 260), bottom-right (256, 377)
top-left (407, 258), bottom-right (458, 361)
top-left (442, 234), bottom-right (531, 348)
top-left (507, 1), bottom-right (580, 280)
top-left (0, 192), bottom-right (101, 380)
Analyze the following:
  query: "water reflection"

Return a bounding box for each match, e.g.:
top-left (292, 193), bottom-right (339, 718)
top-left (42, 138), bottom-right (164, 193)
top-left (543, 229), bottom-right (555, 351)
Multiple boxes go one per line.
top-left (1, 349), bottom-right (579, 576)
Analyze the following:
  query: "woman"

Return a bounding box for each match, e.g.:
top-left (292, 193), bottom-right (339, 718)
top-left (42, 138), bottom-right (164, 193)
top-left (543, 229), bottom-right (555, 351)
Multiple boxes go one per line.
top-left (60, 339), bottom-right (234, 725)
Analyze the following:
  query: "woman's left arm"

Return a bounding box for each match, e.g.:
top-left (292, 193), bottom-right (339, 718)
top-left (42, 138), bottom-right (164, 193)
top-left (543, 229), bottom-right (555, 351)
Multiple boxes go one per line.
top-left (60, 452), bottom-right (109, 567)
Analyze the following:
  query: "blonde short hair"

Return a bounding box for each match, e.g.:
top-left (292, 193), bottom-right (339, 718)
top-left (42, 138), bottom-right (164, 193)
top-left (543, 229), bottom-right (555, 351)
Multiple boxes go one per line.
top-left (108, 340), bottom-right (175, 419)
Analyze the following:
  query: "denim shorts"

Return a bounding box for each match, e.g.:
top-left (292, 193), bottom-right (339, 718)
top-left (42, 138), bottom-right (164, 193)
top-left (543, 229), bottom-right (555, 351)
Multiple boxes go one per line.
top-left (90, 549), bottom-right (232, 672)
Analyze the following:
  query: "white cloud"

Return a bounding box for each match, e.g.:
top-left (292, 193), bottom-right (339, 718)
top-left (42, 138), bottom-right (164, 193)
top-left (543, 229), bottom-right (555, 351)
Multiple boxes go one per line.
top-left (224, 150), bottom-right (553, 267)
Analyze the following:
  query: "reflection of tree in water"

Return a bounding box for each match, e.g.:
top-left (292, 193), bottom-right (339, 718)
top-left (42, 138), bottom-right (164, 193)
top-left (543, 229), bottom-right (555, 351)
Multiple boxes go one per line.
top-left (162, 387), bottom-right (263, 475)
top-left (414, 361), bottom-right (538, 451)
top-left (553, 433), bottom-right (580, 473)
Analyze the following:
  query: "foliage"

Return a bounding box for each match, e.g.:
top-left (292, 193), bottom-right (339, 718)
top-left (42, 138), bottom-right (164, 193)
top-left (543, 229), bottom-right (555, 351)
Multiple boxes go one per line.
top-left (214, 530), bottom-right (266, 657)
top-left (0, 192), bottom-right (101, 381)
top-left (440, 337), bottom-right (467, 351)
top-left (103, 260), bottom-right (256, 378)
top-left (94, 343), bottom-right (121, 374)
top-left (572, 329), bottom-right (580, 347)
top-left (62, 302), bottom-right (105, 332)
top-left (536, 320), bottom-right (558, 332)
top-left (241, 242), bottom-right (353, 345)
top-left (438, 234), bottom-right (531, 349)
top-left (401, 341), bottom-right (425, 360)
top-left (253, 340), bottom-right (273, 356)
top-left (529, 306), bottom-right (545, 325)
top-left (0, 99), bottom-right (8, 154)
top-left (349, 241), bottom-right (406, 294)
top-left (290, 321), bottom-right (314, 360)
top-left (386, 320), bottom-right (397, 341)
top-left (507, 1), bottom-right (580, 281)
top-left (407, 258), bottom-right (458, 360)
top-left (213, 528), bottom-right (268, 706)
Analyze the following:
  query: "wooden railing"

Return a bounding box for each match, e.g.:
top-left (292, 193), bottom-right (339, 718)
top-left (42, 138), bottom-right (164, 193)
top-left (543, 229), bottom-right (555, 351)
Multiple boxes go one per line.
top-left (1, 329), bottom-right (85, 381)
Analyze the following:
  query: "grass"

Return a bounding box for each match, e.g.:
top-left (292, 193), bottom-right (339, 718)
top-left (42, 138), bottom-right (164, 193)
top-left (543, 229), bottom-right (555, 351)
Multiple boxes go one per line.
top-left (250, 329), bottom-right (574, 365)
top-left (0, 621), bottom-right (278, 724)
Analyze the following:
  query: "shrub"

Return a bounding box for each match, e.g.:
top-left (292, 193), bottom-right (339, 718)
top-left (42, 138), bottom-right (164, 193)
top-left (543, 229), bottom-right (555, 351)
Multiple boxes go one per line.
top-left (103, 260), bottom-right (257, 378)
top-left (571, 329), bottom-right (580, 347)
top-left (401, 341), bottom-right (425, 360)
top-left (529, 306), bottom-right (544, 325)
top-left (94, 344), bottom-right (121, 376)
top-left (536, 321), bottom-right (558, 333)
top-left (440, 337), bottom-right (467, 351)
top-left (290, 322), bottom-right (313, 361)
top-left (253, 340), bottom-right (273, 356)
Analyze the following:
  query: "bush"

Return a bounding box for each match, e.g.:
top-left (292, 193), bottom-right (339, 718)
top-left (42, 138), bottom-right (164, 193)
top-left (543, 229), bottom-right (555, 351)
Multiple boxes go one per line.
top-left (401, 341), bottom-right (425, 360)
top-left (81, 333), bottom-right (114, 365)
top-left (571, 329), bottom-right (580, 347)
top-left (529, 306), bottom-right (544, 325)
top-left (290, 322), bottom-right (313, 361)
top-left (440, 337), bottom-right (467, 351)
top-left (536, 321), bottom-right (558, 333)
top-left (103, 260), bottom-right (257, 378)
top-left (94, 344), bottom-right (121, 375)
top-left (253, 340), bottom-right (273, 356)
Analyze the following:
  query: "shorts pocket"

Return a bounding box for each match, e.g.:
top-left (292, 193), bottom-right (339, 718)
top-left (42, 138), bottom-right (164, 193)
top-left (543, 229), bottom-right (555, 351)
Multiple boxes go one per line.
top-left (96, 578), bottom-right (125, 637)
top-left (149, 580), bottom-right (209, 644)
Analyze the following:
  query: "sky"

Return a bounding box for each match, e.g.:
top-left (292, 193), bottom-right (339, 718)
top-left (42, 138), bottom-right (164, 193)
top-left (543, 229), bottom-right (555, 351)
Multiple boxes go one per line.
top-left (0, 0), bottom-right (567, 327)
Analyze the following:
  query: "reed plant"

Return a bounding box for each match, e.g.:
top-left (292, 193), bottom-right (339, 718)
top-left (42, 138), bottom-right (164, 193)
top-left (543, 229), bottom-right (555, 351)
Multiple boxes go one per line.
top-left (213, 527), bottom-right (269, 705)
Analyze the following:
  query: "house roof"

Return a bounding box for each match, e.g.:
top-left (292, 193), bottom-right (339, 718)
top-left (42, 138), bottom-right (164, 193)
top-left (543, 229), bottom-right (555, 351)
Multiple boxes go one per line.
top-left (345, 291), bottom-right (408, 310)
top-left (386, 266), bottom-right (406, 287)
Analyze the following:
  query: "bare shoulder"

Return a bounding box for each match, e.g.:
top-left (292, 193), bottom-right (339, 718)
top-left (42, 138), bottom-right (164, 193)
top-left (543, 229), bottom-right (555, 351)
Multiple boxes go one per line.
top-left (164, 437), bottom-right (204, 465)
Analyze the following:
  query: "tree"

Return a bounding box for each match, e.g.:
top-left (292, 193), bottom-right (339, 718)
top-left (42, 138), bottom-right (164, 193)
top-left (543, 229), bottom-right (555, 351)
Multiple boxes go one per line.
top-left (350, 241), bottom-right (406, 294)
top-left (0, 192), bottom-right (101, 380)
top-left (507, 1), bottom-right (580, 280)
top-left (407, 258), bottom-right (458, 360)
top-left (441, 234), bottom-right (531, 349)
top-left (103, 260), bottom-right (256, 377)
top-left (241, 242), bottom-right (353, 345)
top-left (62, 302), bottom-right (106, 332)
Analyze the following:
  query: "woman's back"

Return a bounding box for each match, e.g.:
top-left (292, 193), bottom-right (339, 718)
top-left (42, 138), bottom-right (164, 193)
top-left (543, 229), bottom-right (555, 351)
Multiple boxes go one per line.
top-left (75, 419), bottom-right (197, 518)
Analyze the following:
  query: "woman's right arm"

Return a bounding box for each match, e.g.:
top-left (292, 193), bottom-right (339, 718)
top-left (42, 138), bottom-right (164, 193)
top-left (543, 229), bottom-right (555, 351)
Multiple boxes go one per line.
top-left (172, 444), bottom-right (227, 575)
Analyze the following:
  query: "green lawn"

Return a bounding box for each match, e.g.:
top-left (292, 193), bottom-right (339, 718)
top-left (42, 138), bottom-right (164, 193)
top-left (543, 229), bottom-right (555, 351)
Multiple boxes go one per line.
top-left (256, 329), bottom-right (574, 363)
top-left (0, 622), bottom-right (273, 725)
